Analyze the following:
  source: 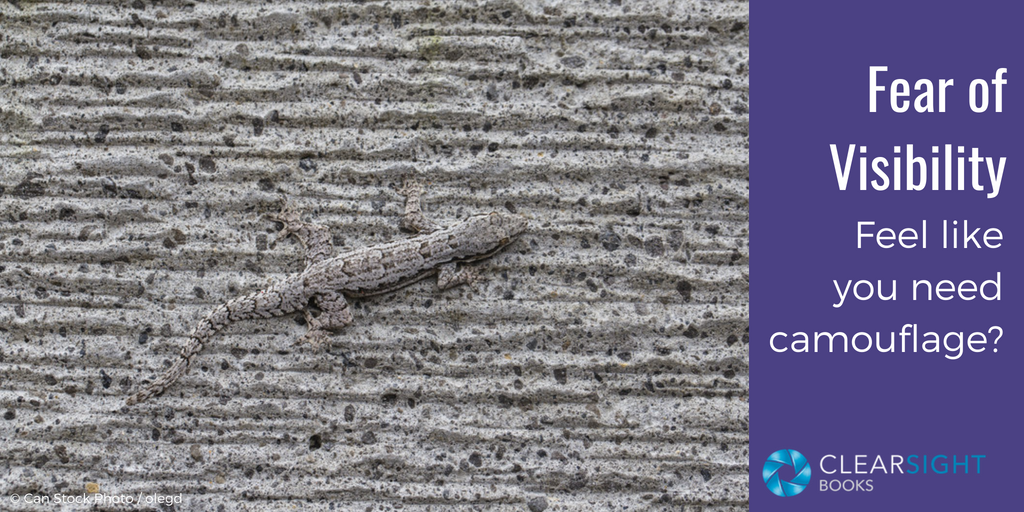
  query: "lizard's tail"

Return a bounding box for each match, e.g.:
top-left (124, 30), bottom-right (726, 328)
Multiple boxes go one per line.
top-left (125, 284), bottom-right (301, 405)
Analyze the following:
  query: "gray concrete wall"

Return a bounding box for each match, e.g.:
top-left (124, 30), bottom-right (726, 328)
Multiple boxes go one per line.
top-left (0, 0), bottom-right (748, 510)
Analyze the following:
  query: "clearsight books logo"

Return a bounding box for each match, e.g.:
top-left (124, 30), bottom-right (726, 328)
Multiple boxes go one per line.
top-left (762, 449), bottom-right (987, 497)
top-left (763, 449), bottom-right (812, 497)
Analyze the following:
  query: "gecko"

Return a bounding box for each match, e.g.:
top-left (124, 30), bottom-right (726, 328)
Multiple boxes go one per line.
top-left (125, 180), bottom-right (527, 405)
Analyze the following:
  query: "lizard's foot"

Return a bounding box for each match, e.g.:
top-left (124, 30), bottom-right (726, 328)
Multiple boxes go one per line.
top-left (268, 203), bottom-right (302, 239)
top-left (398, 178), bottom-right (425, 199)
top-left (297, 328), bottom-right (332, 351)
top-left (465, 269), bottom-right (486, 293)
top-left (437, 262), bottom-right (482, 290)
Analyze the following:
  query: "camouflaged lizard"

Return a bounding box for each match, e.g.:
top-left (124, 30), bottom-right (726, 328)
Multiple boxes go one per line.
top-left (125, 180), bottom-right (527, 405)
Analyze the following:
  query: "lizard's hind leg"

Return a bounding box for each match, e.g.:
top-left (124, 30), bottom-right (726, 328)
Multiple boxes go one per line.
top-left (269, 204), bottom-right (335, 268)
top-left (299, 290), bottom-right (353, 350)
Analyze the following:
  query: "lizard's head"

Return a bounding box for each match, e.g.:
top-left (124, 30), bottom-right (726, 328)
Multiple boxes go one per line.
top-left (458, 211), bottom-right (528, 259)
top-left (488, 211), bottom-right (529, 240)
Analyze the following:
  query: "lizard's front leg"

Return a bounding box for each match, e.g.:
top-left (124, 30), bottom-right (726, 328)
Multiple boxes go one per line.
top-left (299, 290), bottom-right (353, 350)
top-left (399, 179), bottom-right (440, 233)
top-left (269, 205), bottom-right (335, 268)
top-left (437, 262), bottom-right (480, 290)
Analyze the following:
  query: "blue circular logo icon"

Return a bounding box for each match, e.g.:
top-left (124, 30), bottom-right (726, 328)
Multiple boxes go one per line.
top-left (763, 449), bottom-right (812, 497)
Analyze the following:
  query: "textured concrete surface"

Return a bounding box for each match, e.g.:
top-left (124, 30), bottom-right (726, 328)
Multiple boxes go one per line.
top-left (0, 0), bottom-right (748, 510)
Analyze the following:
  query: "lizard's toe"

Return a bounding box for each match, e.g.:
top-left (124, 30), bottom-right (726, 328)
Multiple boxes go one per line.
top-left (269, 202), bottom-right (302, 224)
top-left (269, 210), bottom-right (301, 241)
top-left (399, 178), bottom-right (424, 197)
top-left (463, 268), bottom-right (482, 285)
top-left (297, 329), bottom-right (332, 351)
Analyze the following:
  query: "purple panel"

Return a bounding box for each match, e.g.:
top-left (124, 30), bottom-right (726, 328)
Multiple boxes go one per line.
top-left (751, 2), bottom-right (1020, 510)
